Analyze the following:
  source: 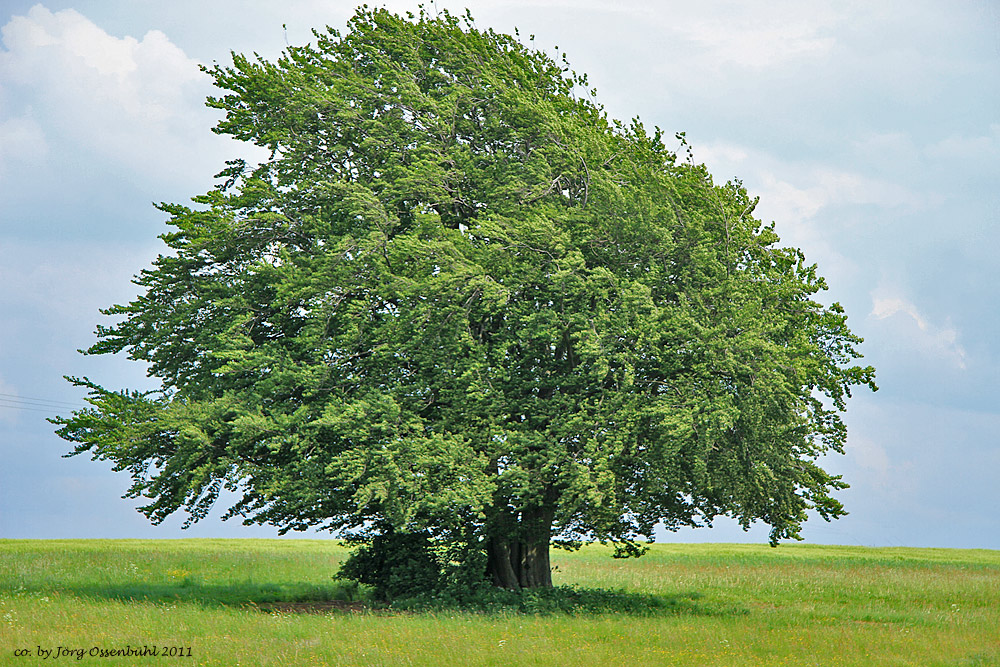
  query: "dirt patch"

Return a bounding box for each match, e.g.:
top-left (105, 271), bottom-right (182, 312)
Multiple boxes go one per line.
top-left (254, 600), bottom-right (374, 614)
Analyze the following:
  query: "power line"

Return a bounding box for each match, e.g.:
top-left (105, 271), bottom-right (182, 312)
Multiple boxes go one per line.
top-left (0, 392), bottom-right (89, 416)
top-left (0, 392), bottom-right (83, 408)
top-left (0, 401), bottom-right (65, 414)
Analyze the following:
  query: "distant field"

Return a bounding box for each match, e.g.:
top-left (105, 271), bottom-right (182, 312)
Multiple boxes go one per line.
top-left (1, 539), bottom-right (997, 666)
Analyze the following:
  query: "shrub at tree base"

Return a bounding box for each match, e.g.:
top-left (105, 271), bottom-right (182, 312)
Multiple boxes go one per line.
top-left (51, 7), bottom-right (876, 593)
top-left (337, 529), bottom-right (443, 600)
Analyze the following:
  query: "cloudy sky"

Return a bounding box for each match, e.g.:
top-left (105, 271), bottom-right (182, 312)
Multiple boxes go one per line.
top-left (1, 1), bottom-right (997, 549)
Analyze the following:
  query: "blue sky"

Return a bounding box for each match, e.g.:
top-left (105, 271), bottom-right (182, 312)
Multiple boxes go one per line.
top-left (1, 1), bottom-right (997, 548)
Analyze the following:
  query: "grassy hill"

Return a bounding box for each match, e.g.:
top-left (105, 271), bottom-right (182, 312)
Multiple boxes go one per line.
top-left (1, 539), bottom-right (997, 665)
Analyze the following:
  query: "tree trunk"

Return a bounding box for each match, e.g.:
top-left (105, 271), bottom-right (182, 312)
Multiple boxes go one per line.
top-left (485, 506), bottom-right (554, 589)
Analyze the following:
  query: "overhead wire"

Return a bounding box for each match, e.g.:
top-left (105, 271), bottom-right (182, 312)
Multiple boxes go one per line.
top-left (0, 392), bottom-right (89, 414)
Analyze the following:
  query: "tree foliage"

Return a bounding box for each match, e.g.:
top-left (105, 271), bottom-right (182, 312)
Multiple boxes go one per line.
top-left (53, 7), bottom-right (875, 591)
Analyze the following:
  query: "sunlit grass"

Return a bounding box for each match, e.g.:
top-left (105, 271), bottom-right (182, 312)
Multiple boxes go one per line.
top-left (1, 539), bottom-right (997, 666)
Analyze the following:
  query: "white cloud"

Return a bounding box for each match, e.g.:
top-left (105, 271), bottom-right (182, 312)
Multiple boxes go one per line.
top-left (869, 290), bottom-right (967, 370)
top-left (692, 141), bottom-right (749, 172)
top-left (694, 139), bottom-right (931, 226)
top-left (762, 167), bottom-right (929, 221)
top-left (871, 297), bottom-right (928, 330)
top-left (690, 141), bottom-right (939, 290)
top-left (0, 5), bottom-right (259, 189)
top-left (2, 6), bottom-right (201, 113)
top-left (676, 16), bottom-right (836, 69)
top-left (564, 0), bottom-right (840, 69)
top-left (925, 124), bottom-right (1000, 163)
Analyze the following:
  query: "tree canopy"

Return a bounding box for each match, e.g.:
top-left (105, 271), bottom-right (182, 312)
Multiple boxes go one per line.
top-left (53, 7), bottom-right (876, 592)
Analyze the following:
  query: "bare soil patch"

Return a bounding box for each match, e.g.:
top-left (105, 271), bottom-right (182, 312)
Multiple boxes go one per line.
top-left (255, 600), bottom-right (373, 614)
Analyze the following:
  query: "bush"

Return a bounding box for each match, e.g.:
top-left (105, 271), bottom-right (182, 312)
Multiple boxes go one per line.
top-left (337, 530), bottom-right (442, 600)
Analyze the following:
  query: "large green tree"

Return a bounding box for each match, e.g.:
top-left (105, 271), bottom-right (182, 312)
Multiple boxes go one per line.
top-left (53, 7), bottom-right (875, 591)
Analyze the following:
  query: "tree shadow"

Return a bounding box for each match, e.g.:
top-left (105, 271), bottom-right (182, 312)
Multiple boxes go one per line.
top-left (0, 579), bottom-right (362, 610)
top-left (1, 580), bottom-right (746, 617)
top-left (388, 585), bottom-right (750, 617)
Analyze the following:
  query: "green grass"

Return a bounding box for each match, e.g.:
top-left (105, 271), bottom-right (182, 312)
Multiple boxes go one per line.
top-left (1, 539), bottom-right (997, 666)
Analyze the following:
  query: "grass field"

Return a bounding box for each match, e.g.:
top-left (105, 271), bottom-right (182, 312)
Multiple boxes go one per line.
top-left (1, 539), bottom-right (997, 666)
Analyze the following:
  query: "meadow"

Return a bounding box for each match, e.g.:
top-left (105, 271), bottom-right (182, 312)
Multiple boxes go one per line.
top-left (0, 539), bottom-right (997, 666)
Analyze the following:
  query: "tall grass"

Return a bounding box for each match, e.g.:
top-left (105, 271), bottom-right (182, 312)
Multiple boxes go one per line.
top-left (1, 539), bottom-right (997, 666)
